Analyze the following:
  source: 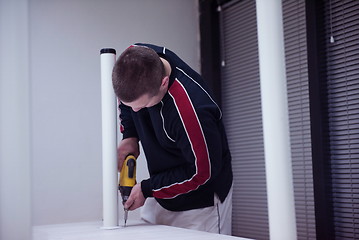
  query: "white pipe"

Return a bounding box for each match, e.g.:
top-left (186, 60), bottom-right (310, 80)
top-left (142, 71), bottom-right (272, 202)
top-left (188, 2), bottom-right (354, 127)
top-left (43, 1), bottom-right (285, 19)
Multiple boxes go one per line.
top-left (255, 1), bottom-right (297, 239)
top-left (100, 48), bottom-right (118, 229)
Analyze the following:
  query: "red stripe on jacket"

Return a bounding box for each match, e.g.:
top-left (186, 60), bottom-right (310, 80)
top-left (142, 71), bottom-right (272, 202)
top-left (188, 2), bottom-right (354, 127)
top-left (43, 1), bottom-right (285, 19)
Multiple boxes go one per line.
top-left (153, 79), bottom-right (211, 199)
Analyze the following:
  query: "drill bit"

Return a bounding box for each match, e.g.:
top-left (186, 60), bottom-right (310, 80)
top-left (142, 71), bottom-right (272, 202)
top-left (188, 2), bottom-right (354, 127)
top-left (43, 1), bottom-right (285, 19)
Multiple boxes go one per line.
top-left (124, 209), bottom-right (128, 227)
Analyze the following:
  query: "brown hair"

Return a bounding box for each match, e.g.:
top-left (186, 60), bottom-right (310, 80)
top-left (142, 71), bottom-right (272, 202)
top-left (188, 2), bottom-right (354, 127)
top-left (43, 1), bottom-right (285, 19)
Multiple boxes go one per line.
top-left (112, 46), bottom-right (165, 102)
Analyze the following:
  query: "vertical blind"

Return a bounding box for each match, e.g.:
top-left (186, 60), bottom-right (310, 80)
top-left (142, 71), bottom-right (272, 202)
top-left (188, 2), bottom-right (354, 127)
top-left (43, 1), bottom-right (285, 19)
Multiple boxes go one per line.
top-left (322, 0), bottom-right (359, 239)
top-left (219, 0), bottom-right (316, 239)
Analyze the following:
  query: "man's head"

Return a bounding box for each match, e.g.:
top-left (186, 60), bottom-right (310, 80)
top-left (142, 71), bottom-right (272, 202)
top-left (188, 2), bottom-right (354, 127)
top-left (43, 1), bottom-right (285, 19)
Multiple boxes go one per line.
top-left (112, 46), bottom-right (165, 104)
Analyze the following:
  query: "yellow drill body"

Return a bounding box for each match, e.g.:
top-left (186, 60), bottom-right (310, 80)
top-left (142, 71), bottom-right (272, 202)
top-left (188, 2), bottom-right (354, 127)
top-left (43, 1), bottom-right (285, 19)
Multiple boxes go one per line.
top-left (119, 155), bottom-right (137, 227)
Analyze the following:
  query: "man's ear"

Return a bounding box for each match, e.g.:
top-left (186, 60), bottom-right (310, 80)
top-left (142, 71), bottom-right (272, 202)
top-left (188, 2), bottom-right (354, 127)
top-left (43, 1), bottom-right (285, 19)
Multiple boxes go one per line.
top-left (161, 76), bottom-right (169, 88)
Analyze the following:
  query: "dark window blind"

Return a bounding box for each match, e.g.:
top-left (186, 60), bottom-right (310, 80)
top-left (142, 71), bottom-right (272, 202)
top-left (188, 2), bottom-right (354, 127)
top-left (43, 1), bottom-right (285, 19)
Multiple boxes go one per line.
top-left (282, 1), bottom-right (317, 239)
top-left (219, 0), bottom-right (316, 239)
top-left (219, 1), bottom-right (269, 239)
top-left (322, 1), bottom-right (359, 239)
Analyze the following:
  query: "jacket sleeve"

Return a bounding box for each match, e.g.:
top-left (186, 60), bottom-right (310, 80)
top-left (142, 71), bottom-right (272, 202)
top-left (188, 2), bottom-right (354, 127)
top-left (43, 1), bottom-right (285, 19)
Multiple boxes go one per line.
top-left (141, 79), bottom-right (223, 199)
top-left (119, 102), bottom-right (138, 139)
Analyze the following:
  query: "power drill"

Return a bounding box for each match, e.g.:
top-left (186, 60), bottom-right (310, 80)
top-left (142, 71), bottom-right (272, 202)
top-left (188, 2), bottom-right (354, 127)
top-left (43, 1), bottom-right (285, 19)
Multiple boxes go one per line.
top-left (119, 154), bottom-right (137, 227)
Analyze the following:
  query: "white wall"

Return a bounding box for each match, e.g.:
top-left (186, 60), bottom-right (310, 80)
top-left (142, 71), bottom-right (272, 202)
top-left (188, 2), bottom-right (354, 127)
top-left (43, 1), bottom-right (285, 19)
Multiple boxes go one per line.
top-left (30, 0), bottom-right (200, 225)
top-left (0, 0), bottom-right (32, 239)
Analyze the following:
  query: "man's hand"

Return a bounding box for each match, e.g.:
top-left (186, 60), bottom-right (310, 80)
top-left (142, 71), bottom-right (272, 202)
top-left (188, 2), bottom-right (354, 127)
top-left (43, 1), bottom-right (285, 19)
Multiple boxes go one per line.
top-left (124, 183), bottom-right (146, 211)
top-left (118, 137), bottom-right (139, 171)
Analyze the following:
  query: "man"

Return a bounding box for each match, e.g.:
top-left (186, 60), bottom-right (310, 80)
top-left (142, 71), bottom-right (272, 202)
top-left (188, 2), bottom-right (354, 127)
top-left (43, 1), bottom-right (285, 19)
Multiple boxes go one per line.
top-left (112, 43), bottom-right (233, 235)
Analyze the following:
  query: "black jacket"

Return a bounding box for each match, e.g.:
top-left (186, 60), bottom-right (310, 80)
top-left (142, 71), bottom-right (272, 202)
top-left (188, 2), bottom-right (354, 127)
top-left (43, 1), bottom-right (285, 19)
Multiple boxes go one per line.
top-left (119, 43), bottom-right (233, 211)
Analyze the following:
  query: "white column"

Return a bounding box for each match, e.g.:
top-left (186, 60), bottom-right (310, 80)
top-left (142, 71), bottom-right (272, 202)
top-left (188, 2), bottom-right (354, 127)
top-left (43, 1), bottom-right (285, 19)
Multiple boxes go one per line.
top-left (255, 1), bottom-right (297, 239)
top-left (0, 0), bottom-right (32, 239)
top-left (100, 48), bottom-right (119, 229)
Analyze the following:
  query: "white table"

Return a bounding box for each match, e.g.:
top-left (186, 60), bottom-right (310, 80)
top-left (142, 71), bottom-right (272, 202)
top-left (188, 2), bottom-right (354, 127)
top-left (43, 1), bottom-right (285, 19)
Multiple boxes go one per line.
top-left (33, 220), bottom-right (252, 240)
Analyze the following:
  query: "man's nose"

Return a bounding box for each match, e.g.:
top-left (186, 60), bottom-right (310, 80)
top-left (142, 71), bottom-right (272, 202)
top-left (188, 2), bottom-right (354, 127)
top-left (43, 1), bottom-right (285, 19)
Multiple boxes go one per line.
top-left (132, 107), bottom-right (142, 112)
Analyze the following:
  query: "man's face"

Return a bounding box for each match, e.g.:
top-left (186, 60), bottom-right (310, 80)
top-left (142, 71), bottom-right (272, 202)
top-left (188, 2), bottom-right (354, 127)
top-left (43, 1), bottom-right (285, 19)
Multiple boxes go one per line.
top-left (121, 93), bottom-right (161, 112)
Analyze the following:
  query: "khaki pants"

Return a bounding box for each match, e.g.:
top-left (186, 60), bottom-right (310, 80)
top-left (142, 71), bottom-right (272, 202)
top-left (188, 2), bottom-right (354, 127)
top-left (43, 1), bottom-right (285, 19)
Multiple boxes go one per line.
top-left (141, 187), bottom-right (233, 235)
